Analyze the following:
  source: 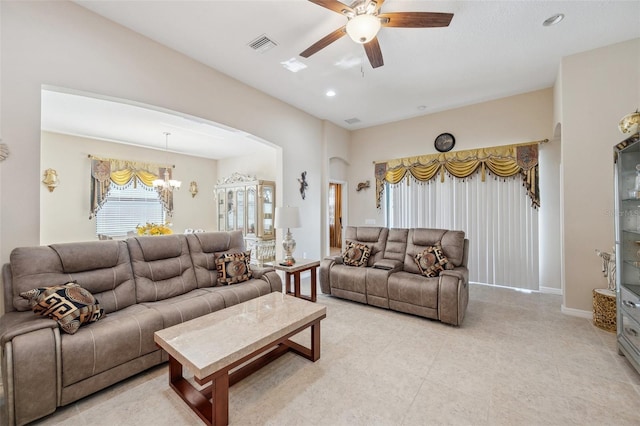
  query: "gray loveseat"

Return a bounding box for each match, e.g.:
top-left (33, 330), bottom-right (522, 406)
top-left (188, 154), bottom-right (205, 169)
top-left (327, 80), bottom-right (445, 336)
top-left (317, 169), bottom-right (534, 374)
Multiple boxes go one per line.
top-left (320, 227), bottom-right (468, 326)
top-left (0, 231), bottom-right (282, 425)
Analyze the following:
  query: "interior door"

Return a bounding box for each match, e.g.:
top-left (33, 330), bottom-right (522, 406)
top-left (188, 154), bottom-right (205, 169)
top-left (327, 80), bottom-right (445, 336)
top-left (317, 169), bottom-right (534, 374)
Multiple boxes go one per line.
top-left (329, 183), bottom-right (342, 250)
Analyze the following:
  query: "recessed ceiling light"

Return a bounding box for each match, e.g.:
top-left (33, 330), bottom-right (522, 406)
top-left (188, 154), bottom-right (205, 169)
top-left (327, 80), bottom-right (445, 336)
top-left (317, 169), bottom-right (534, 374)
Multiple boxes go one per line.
top-left (326, 90), bottom-right (336, 97)
top-left (280, 58), bottom-right (307, 73)
top-left (543, 13), bottom-right (564, 27)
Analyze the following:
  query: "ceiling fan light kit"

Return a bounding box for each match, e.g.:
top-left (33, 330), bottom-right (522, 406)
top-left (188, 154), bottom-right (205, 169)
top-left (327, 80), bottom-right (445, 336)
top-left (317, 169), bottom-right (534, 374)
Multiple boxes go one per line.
top-left (301, 0), bottom-right (453, 69)
top-left (346, 13), bottom-right (381, 44)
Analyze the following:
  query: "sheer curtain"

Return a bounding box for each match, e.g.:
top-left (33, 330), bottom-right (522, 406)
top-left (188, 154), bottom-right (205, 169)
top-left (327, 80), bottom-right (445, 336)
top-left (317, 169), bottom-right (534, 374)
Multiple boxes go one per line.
top-left (387, 175), bottom-right (539, 290)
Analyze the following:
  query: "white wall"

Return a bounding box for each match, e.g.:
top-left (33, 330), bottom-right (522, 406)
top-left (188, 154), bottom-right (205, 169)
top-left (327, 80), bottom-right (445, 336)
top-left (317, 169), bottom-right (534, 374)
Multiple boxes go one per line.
top-left (559, 38), bottom-right (640, 312)
top-left (40, 132), bottom-right (217, 243)
top-left (0, 1), bottom-right (325, 268)
top-left (216, 151), bottom-right (277, 183)
top-left (538, 137), bottom-right (562, 292)
top-left (349, 88), bottom-right (554, 227)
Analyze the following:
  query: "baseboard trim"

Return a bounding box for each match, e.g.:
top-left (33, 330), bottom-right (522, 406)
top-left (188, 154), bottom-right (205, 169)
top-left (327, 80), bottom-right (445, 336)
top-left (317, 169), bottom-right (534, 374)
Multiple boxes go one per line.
top-left (561, 305), bottom-right (592, 319)
top-left (539, 286), bottom-right (562, 295)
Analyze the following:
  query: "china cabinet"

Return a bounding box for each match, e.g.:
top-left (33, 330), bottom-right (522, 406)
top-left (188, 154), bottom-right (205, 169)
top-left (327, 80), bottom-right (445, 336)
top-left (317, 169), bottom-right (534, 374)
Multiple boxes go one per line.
top-left (215, 173), bottom-right (276, 264)
top-left (614, 132), bottom-right (640, 374)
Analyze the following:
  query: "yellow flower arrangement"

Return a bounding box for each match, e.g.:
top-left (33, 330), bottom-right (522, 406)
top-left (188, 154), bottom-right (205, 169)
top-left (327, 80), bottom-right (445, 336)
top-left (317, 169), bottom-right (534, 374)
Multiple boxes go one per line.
top-left (136, 222), bottom-right (173, 236)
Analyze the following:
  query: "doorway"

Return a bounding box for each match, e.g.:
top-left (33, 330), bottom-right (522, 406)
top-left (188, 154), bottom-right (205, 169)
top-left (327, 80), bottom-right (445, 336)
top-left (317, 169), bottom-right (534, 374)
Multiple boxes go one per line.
top-left (329, 182), bottom-right (343, 256)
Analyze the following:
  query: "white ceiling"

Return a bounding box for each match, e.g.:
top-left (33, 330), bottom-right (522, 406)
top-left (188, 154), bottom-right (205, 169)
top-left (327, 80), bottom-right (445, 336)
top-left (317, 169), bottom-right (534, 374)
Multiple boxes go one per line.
top-left (48, 1), bottom-right (640, 157)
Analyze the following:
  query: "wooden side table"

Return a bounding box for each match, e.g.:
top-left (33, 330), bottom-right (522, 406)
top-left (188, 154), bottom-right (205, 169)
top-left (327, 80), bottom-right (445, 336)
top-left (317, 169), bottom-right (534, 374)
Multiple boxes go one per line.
top-left (593, 288), bottom-right (616, 332)
top-left (272, 259), bottom-right (320, 302)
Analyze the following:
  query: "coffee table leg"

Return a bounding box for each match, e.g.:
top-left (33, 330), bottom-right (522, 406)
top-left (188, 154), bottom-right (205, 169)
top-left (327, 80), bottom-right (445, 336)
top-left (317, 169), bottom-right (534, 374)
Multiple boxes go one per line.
top-left (213, 373), bottom-right (229, 426)
top-left (311, 321), bottom-right (321, 361)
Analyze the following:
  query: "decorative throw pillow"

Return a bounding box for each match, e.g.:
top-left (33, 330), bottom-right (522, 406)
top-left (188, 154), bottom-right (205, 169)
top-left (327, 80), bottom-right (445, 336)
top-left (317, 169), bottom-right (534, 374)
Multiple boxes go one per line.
top-left (20, 282), bottom-right (104, 335)
top-left (342, 241), bottom-right (371, 267)
top-left (414, 245), bottom-right (452, 277)
top-left (216, 251), bottom-right (253, 285)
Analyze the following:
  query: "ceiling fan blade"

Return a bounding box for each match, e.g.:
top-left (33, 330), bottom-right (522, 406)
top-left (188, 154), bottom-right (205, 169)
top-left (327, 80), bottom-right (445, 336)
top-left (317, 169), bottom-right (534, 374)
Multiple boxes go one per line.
top-left (379, 12), bottom-right (454, 28)
top-left (308, 0), bottom-right (354, 15)
top-left (364, 37), bottom-right (384, 68)
top-left (300, 27), bottom-right (347, 58)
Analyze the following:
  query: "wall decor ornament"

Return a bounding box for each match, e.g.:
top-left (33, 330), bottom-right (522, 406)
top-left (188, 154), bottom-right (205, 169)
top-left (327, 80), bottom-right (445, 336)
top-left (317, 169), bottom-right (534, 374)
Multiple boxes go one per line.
top-left (298, 171), bottom-right (308, 200)
top-left (0, 143), bottom-right (9, 161)
top-left (356, 180), bottom-right (370, 192)
top-left (189, 181), bottom-right (198, 198)
top-left (619, 110), bottom-right (640, 135)
top-left (42, 168), bottom-right (59, 192)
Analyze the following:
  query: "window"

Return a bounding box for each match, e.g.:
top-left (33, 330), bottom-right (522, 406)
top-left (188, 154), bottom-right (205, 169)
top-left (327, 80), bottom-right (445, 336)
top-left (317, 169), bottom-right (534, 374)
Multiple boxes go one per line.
top-left (96, 182), bottom-right (165, 238)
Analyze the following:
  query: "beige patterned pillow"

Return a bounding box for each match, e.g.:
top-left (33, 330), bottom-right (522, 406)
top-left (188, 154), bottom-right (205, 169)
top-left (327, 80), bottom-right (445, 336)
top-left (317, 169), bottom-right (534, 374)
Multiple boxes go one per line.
top-left (20, 282), bottom-right (104, 335)
top-left (216, 251), bottom-right (253, 285)
top-left (414, 245), bottom-right (453, 277)
top-left (342, 241), bottom-right (371, 267)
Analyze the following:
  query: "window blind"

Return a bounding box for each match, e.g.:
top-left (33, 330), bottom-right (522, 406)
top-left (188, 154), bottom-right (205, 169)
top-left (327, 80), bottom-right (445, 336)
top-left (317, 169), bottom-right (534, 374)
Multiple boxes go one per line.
top-left (96, 182), bottom-right (165, 238)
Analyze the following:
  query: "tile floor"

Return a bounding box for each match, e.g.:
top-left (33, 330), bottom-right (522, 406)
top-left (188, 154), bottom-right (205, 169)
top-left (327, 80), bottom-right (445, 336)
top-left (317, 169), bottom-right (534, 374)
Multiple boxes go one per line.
top-left (3, 283), bottom-right (640, 425)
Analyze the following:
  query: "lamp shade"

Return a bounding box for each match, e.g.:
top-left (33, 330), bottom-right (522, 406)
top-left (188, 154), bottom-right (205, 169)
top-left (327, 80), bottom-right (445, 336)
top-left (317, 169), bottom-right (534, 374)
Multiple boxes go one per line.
top-left (346, 14), bottom-right (381, 44)
top-left (275, 206), bottom-right (301, 229)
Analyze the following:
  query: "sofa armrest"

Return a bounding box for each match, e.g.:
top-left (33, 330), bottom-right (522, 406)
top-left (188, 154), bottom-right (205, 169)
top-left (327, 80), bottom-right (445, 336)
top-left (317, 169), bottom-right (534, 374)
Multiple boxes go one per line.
top-left (438, 269), bottom-right (469, 326)
top-left (0, 311), bottom-right (58, 347)
top-left (258, 270), bottom-right (283, 293)
top-left (1, 312), bottom-right (61, 426)
top-left (250, 265), bottom-right (276, 279)
top-left (440, 267), bottom-right (469, 287)
top-left (323, 255), bottom-right (343, 264)
top-left (319, 258), bottom-right (339, 294)
top-left (373, 259), bottom-right (403, 271)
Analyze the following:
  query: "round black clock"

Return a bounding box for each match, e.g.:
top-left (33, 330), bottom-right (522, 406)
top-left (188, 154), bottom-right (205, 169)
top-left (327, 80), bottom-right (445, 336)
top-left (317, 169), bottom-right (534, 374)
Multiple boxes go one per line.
top-left (434, 133), bottom-right (455, 152)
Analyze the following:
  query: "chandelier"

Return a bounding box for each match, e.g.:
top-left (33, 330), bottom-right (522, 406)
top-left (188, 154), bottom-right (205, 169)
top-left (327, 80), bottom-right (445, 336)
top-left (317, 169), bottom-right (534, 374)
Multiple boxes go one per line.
top-left (153, 132), bottom-right (181, 192)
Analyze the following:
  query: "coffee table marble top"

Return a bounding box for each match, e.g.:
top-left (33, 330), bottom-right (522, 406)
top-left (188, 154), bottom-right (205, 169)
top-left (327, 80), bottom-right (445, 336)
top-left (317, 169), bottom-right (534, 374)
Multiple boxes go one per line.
top-left (154, 292), bottom-right (326, 380)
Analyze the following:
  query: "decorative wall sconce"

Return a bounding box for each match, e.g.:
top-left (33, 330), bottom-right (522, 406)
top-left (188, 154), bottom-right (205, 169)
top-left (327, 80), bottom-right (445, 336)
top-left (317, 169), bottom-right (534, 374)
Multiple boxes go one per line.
top-left (42, 168), bottom-right (59, 192)
top-left (189, 181), bottom-right (198, 198)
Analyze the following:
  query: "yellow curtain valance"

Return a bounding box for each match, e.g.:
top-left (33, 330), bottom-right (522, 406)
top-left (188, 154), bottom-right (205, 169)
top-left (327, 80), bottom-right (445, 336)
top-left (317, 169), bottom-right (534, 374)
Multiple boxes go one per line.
top-left (374, 140), bottom-right (547, 209)
top-left (88, 155), bottom-right (175, 219)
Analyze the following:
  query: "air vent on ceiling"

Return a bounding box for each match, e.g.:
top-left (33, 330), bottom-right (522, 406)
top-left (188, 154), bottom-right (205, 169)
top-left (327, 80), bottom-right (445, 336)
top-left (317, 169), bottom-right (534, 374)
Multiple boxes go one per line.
top-left (345, 117), bottom-right (361, 125)
top-left (248, 34), bottom-right (278, 53)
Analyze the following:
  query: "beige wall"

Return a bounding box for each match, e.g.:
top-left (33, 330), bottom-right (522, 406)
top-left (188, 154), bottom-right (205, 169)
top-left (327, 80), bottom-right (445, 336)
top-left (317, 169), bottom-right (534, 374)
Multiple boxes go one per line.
top-left (0, 1), bottom-right (325, 269)
top-left (216, 151), bottom-right (277, 183)
top-left (559, 38), bottom-right (640, 313)
top-left (40, 132), bottom-right (218, 244)
top-left (349, 88), bottom-right (554, 227)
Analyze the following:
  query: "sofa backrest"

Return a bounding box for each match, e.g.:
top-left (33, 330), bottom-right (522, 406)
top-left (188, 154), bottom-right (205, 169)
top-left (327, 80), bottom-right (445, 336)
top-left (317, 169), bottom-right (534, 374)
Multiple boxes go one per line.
top-left (127, 234), bottom-right (197, 302)
top-left (8, 240), bottom-right (136, 314)
top-left (186, 231), bottom-right (245, 288)
top-left (384, 228), bottom-right (409, 262)
top-left (344, 227), bottom-right (388, 266)
top-left (403, 228), bottom-right (466, 273)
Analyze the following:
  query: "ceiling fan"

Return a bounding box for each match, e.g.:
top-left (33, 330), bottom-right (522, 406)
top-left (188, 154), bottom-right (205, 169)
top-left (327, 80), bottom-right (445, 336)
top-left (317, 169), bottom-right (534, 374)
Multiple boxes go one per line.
top-left (300, 0), bottom-right (453, 69)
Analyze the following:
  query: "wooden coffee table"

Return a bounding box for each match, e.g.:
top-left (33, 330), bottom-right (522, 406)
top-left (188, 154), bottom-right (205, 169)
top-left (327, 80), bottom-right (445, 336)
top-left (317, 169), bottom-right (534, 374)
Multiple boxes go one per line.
top-left (154, 292), bottom-right (326, 426)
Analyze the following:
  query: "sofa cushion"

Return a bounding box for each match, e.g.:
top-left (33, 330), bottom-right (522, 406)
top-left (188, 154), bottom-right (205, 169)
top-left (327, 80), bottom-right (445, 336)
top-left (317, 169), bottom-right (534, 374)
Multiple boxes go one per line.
top-left (60, 304), bottom-right (163, 387)
top-left (127, 235), bottom-right (198, 302)
top-left (216, 251), bottom-right (252, 284)
top-left (344, 227), bottom-right (388, 266)
top-left (404, 229), bottom-right (466, 272)
top-left (20, 282), bottom-right (104, 334)
top-left (414, 246), bottom-right (452, 277)
top-left (187, 231), bottom-right (246, 288)
top-left (342, 241), bottom-right (371, 267)
top-left (205, 278), bottom-right (275, 307)
top-left (10, 241), bottom-right (136, 314)
top-left (387, 271), bottom-right (438, 310)
top-left (142, 289), bottom-right (226, 328)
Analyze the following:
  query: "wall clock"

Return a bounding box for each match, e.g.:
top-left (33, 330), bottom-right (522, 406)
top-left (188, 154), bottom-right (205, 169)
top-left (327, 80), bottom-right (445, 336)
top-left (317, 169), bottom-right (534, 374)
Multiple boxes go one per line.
top-left (434, 133), bottom-right (455, 152)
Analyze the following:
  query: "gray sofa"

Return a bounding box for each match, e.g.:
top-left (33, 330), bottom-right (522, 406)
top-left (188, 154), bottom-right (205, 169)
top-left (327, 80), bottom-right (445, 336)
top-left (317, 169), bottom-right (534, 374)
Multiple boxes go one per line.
top-left (320, 227), bottom-right (468, 326)
top-left (0, 231), bottom-right (282, 426)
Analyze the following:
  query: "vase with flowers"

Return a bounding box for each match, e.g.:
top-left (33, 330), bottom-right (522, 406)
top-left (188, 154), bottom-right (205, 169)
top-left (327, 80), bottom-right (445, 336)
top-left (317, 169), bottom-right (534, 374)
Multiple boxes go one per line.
top-left (136, 222), bottom-right (173, 236)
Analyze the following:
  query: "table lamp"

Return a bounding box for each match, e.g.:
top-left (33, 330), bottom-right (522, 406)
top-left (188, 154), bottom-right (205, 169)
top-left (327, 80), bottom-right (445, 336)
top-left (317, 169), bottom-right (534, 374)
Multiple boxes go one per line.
top-left (274, 206), bottom-right (301, 265)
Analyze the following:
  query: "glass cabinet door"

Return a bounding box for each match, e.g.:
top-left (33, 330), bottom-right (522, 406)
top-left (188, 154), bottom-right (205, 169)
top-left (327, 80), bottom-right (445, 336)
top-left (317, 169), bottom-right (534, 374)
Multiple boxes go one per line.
top-left (262, 184), bottom-right (274, 238)
top-left (247, 187), bottom-right (257, 235)
top-left (217, 190), bottom-right (225, 231)
top-left (237, 189), bottom-right (245, 232)
top-left (226, 189), bottom-right (235, 230)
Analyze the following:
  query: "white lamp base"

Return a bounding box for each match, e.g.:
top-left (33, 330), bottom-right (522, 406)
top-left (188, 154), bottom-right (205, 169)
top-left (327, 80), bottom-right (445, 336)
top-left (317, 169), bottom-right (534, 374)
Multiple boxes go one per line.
top-left (282, 228), bottom-right (296, 265)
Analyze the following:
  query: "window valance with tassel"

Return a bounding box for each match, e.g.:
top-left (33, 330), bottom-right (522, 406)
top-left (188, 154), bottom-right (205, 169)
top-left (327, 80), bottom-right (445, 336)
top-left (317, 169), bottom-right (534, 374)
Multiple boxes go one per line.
top-left (89, 155), bottom-right (174, 218)
top-left (374, 140), bottom-right (547, 209)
